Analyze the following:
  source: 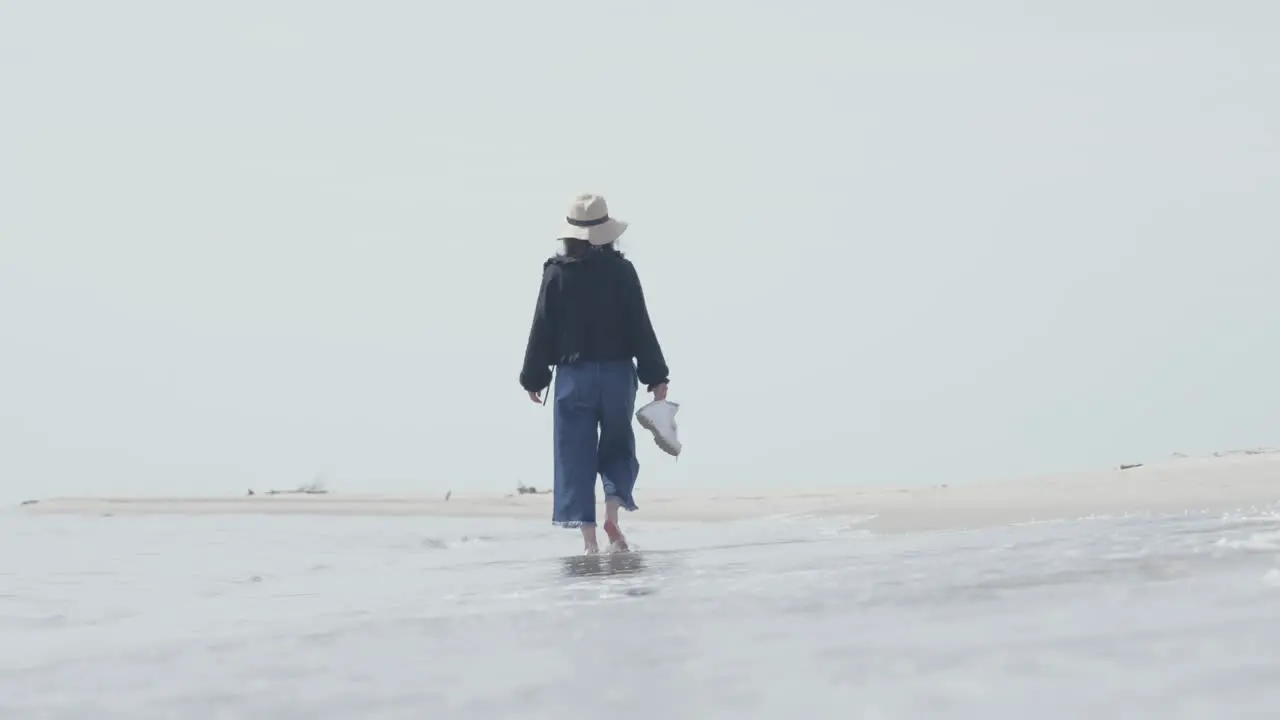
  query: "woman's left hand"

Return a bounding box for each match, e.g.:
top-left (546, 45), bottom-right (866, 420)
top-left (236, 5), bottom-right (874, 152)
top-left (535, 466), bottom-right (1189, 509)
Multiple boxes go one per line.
top-left (528, 390), bottom-right (542, 404)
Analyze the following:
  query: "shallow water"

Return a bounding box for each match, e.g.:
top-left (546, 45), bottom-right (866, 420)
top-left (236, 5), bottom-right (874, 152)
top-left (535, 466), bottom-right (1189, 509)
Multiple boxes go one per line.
top-left (2, 507), bottom-right (1279, 719)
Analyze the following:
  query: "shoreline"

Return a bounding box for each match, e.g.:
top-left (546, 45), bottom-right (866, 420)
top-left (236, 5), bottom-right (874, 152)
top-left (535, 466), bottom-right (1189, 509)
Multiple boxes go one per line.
top-left (12, 452), bottom-right (1280, 533)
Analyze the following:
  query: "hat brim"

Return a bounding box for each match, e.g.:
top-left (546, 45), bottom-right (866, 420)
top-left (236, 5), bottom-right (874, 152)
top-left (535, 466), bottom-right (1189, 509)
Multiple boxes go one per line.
top-left (560, 217), bottom-right (628, 246)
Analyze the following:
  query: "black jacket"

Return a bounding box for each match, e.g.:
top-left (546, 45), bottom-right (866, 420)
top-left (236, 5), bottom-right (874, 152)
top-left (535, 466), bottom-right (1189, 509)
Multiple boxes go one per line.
top-left (519, 248), bottom-right (669, 393)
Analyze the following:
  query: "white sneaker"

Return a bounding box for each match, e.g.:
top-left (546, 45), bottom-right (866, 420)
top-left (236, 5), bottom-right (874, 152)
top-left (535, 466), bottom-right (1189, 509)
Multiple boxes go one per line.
top-left (636, 399), bottom-right (682, 457)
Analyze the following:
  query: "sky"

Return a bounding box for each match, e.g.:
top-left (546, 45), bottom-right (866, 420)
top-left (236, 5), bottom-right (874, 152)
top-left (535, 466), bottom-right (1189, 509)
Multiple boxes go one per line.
top-left (2, 1), bottom-right (1278, 502)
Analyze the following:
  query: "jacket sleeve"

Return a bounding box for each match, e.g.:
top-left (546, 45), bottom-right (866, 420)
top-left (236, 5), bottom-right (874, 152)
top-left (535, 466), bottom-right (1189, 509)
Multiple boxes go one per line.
top-left (623, 261), bottom-right (670, 390)
top-left (518, 264), bottom-right (557, 393)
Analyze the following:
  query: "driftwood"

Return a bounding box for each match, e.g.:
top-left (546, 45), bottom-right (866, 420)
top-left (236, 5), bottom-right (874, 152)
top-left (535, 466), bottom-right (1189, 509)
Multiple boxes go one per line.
top-left (1119, 463), bottom-right (1143, 471)
top-left (249, 478), bottom-right (330, 496)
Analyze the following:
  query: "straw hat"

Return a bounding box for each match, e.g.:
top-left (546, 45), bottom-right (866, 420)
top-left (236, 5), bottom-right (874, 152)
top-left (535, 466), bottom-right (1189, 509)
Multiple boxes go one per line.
top-left (560, 193), bottom-right (628, 246)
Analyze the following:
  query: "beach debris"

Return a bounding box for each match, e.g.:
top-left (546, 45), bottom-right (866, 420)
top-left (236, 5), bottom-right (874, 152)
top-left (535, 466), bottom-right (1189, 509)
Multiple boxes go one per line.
top-left (1120, 463), bottom-right (1144, 471)
top-left (19, 499), bottom-right (38, 506)
top-left (265, 478), bottom-right (329, 495)
top-left (445, 490), bottom-right (452, 501)
top-left (246, 489), bottom-right (255, 496)
top-left (516, 483), bottom-right (550, 495)
top-left (1213, 448), bottom-right (1279, 458)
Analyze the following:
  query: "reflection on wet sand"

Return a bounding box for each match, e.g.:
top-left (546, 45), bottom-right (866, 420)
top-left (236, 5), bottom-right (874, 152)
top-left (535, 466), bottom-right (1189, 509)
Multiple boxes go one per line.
top-left (559, 551), bottom-right (649, 578)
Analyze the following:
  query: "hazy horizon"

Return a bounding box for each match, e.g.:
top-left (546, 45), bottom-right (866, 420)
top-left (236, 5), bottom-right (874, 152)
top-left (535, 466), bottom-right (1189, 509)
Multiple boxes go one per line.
top-left (3, 1), bottom-right (1278, 503)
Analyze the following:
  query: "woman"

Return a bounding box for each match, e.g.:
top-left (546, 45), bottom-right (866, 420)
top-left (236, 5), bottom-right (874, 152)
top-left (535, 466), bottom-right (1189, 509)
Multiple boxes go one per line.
top-left (519, 193), bottom-right (671, 554)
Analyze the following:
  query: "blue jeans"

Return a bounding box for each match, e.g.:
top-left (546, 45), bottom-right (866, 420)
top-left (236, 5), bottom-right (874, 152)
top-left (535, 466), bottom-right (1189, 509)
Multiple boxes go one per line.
top-left (552, 360), bottom-right (640, 527)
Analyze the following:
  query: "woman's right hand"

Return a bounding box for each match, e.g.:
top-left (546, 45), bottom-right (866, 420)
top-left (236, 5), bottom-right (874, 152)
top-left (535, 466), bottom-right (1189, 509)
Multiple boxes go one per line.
top-left (651, 383), bottom-right (668, 402)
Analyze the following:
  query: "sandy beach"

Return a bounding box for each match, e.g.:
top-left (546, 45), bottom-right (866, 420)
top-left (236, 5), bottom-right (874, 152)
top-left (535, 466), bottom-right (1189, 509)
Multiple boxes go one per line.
top-left (17, 450), bottom-right (1280, 533)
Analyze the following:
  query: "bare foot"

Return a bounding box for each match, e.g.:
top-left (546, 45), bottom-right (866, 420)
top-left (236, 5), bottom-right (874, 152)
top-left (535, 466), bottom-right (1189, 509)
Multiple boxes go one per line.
top-left (602, 520), bottom-right (629, 552)
top-left (580, 525), bottom-right (599, 555)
